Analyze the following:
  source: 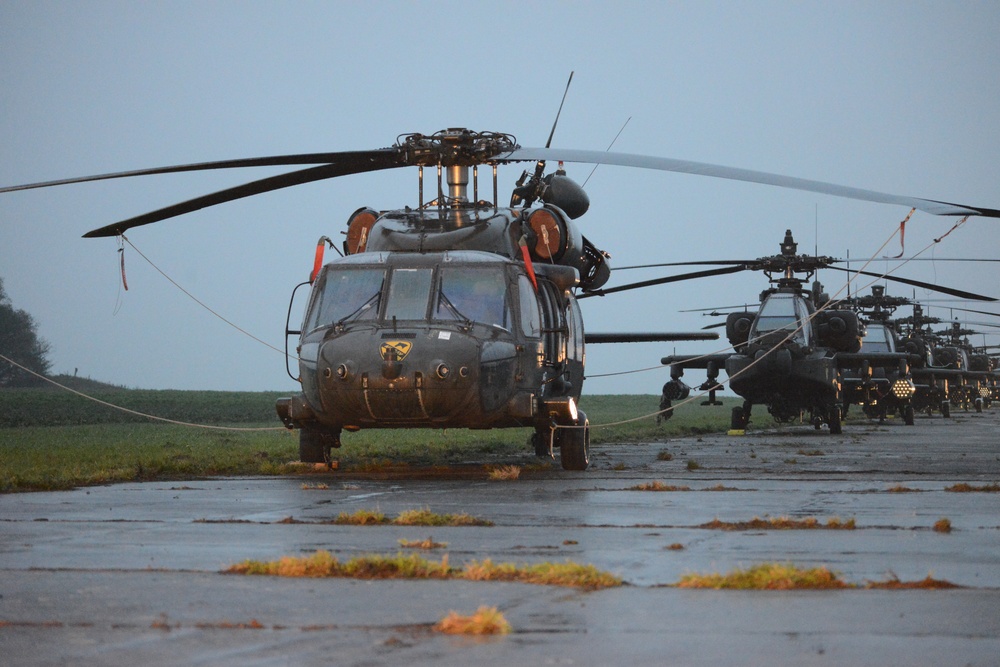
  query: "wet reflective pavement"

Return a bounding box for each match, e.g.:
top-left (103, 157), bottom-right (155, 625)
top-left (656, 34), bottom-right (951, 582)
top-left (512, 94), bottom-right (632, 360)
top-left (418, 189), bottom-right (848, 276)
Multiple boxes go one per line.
top-left (2, 409), bottom-right (999, 665)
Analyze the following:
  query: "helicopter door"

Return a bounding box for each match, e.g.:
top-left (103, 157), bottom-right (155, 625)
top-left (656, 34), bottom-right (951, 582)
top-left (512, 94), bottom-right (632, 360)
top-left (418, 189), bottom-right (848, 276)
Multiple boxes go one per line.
top-left (564, 296), bottom-right (585, 395)
top-left (517, 275), bottom-right (541, 339)
top-left (536, 281), bottom-right (560, 365)
top-left (536, 279), bottom-right (571, 394)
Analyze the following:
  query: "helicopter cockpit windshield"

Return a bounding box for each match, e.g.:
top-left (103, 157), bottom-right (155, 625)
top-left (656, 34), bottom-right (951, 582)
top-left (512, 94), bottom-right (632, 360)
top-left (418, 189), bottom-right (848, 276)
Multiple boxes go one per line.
top-left (751, 293), bottom-right (811, 343)
top-left (435, 266), bottom-right (510, 329)
top-left (861, 324), bottom-right (894, 353)
top-left (305, 268), bottom-right (385, 331)
top-left (304, 261), bottom-right (514, 333)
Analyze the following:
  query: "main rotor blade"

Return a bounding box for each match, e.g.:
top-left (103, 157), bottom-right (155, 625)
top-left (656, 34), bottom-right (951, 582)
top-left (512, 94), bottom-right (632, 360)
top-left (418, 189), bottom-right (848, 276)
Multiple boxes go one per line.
top-left (1, 149), bottom-right (401, 194)
top-left (954, 320), bottom-right (1000, 330)
top-left (896, 257), bottom-right (1000, 262)
top-left (824, 265), bottom-right (997, 302)
top-left (585, 331), bottom-right (719, 343)
top-left (499, 147), bottom-right (1000, 218)
top-left (83, 155), bottom-right (405, 238)
top-left (679, 304), bottom-right (755, 312)
top-left (618, 257), bottom-right (1000, 272)
top-left (932, 306), bottom-right (1000, 318)
top-left (616, 260), bottom-right (753, 271)
top-left (579, 264), bottom-right (747, 298)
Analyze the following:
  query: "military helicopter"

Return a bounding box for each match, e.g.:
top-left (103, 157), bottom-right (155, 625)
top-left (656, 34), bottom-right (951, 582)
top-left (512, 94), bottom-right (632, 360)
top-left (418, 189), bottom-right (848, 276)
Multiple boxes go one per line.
top-left (4, 123), bottom-right (1000, 468)
top-left (605, 230), bottom-right (997, 433)
top-left (843, 290), bottom-right (1000, 418)
top-left (839, 286), bottom-right (927, 424)
top-left (890, 302), bottom-right (1000, 415)
top-left (924, 320), bottom-right (1000, 412)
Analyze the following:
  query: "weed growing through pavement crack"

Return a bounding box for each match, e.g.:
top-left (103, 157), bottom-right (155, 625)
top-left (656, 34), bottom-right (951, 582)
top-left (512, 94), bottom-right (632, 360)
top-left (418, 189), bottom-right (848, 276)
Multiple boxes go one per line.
top-left (225, 551), bottom-right (622, 589)
top-left (435, 606), bottom-right (511, 635)
top-left (945, 483), bottom-right (1000, 493)
top-left (700, 516), bottom-right (855, 530)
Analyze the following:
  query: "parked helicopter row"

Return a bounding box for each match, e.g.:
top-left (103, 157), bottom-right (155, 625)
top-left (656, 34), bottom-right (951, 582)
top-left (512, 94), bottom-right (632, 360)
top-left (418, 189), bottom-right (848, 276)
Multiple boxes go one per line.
top-left (4, 118), bottom-right (1000, 469)
top-left (649, 231), bottom-right (999, 432)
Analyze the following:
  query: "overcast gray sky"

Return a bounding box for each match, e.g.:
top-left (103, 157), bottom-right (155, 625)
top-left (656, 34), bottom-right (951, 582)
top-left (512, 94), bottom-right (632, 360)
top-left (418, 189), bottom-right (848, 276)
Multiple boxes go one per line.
top-left (2, 0), bottom-right (999, 395)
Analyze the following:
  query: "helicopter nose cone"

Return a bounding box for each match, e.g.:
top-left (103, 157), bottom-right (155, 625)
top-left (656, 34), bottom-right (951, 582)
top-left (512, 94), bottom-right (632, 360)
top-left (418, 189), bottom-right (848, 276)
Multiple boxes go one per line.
top-left (382, 357), bottom-right (403, 380)
top-left (314, 329), bottom-right (489, 427)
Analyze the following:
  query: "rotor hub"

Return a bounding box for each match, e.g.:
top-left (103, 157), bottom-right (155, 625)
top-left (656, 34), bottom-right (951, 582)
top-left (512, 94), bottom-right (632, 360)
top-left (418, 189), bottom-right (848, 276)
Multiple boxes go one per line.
top-left (396, 129), bottom-right (518, 167)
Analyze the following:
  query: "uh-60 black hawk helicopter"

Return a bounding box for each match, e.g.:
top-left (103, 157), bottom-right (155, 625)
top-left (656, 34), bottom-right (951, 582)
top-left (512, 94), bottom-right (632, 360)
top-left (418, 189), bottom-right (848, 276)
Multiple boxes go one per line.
top-left (4, 125), bottom-right (1000, 469)
top-left (612, 230), bottom-right (998, 433)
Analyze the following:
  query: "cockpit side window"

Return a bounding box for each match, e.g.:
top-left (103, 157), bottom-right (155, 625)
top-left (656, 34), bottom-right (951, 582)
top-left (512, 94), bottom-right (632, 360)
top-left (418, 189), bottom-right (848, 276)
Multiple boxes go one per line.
top-left (305, 268), bottom-right (385, 332)
top-left (435, 266), bottom-right (510, 328)
top-left (517, 275), bottom-right (541, 337)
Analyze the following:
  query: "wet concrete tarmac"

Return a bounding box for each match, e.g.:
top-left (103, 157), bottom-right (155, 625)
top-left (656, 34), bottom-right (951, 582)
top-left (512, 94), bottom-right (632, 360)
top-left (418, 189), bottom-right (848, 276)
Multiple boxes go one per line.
top-left (2, 408), bottom-right (999, 665)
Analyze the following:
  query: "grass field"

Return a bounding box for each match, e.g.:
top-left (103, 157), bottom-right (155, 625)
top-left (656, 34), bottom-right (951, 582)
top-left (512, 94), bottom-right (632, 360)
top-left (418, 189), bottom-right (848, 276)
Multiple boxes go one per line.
top-left (0, 384), bottom-right (736, 492)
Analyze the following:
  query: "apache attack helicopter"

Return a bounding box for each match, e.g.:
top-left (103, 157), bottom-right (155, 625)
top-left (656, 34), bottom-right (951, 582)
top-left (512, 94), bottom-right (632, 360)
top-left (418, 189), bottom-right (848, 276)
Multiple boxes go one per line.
top-left (889, 301), bottom-right (1000, 415)
top-left (4, 122), bottom-right (1000, 468)
top-left (923, 320), bottom-right (1000, 412)
top-left (842, 288), bottom-right (1000, 419)
top-left (840, 286), bottom-right (926, 424)
top-left (605, 230), bottom-right (998, 433)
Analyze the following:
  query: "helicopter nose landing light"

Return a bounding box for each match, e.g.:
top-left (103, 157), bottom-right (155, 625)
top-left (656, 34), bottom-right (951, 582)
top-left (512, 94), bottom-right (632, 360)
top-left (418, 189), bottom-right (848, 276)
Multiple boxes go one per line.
top-left (543, 396), bottom-right (578, 423)
top-left (891, 379), bottom-right (917, 399)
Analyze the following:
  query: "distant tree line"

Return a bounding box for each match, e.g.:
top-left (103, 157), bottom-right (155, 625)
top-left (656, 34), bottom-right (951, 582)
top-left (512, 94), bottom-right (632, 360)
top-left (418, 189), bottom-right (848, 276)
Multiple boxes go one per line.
top-left (0, 276), bottom-right (52, 387)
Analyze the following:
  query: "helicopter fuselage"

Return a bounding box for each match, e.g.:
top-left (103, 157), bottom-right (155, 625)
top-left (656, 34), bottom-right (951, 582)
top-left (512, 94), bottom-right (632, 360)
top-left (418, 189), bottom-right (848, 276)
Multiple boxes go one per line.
top-left (280, 248), bottom-right (584, 433)
top-left (723, 290), bottom-right (842, 422)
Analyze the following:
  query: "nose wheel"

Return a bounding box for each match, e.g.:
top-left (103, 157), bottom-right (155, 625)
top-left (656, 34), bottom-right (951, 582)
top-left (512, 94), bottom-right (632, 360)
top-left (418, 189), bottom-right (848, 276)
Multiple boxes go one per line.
top-left (299, 427), bottom-right (341, 466)
top-left (556, 410), bottom-right (590, 471)
top-left (730, 402), bottom-right (752, 430)
top-left (827, 404), bottom-right (843, 434)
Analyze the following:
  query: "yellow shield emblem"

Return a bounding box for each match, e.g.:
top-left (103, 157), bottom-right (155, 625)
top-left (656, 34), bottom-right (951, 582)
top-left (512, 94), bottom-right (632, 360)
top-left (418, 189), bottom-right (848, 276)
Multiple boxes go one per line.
top-left (380, 340), bottom-right (412, 361)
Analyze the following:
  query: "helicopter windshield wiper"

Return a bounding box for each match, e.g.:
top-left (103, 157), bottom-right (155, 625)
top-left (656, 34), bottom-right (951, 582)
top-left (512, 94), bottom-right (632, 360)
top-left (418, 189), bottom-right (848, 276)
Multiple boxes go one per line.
top-left (437, 292), bottom-right (473, 327)
top-left (336, 291), bottom-right (381, 327)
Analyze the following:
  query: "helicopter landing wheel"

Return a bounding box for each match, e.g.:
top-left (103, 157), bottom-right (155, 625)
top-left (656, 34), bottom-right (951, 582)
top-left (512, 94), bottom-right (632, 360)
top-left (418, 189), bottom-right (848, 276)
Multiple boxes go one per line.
top-left (730, 406), bottom-right (749, 430)
top-left (558, 411), bottom-right (589, 471)
top-left (903, 404), bottom-right (915, 426)
top-left (299, 427), bottom-right (340, 464)
top-left (531, 430), bottom-right (553, 458)
top-left (941, 401), bottom-right (951, 418)
top-left (299, 428), bottom-right (326, 463)
top-left (828, 405), bottom-right (843, 435)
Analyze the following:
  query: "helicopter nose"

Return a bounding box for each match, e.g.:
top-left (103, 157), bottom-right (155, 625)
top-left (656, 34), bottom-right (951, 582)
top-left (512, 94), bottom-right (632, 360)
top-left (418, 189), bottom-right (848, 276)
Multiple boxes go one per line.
top-left (381, 346), bottom-right (403, 380)
top-left (315, 331), bottom-right (485, 425)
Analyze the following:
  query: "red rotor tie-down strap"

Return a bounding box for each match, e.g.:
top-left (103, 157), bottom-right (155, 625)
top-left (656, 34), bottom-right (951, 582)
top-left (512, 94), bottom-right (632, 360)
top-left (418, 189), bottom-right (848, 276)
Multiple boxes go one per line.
top-left (519, 236), bottom-right (539, 291)
top-left (118, 238), bottom-right (128, 291)
top-left (888, 208), bottom-right (915, 259)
